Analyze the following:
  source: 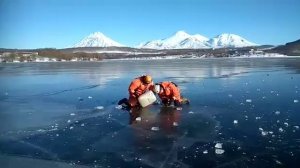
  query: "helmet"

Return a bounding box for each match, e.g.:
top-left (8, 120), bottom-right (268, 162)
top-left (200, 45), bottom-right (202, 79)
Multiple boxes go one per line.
top-left (154, 84), bottom-right (161, 94)
top-left (143, 75), bottom-right (152, 84)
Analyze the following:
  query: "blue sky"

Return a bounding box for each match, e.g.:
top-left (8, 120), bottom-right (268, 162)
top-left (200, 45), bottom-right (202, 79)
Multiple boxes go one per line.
top-left (0, 0), bottom-right (299, 49)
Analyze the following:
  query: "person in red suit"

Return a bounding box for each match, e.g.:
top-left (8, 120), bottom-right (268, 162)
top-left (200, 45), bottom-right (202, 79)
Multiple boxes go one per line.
top-left (153, 81), bottom-right (189, 107)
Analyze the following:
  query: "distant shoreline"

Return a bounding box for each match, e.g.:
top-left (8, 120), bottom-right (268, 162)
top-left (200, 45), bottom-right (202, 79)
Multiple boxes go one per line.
top-left (1, 54), bottom-right (300, 64)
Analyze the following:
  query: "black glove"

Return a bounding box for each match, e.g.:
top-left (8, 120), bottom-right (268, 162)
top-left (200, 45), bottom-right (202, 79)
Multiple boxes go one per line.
top-left (174, 100), bottom-right (182, 107)
top-left (162, 99), bottom-right (171, 106)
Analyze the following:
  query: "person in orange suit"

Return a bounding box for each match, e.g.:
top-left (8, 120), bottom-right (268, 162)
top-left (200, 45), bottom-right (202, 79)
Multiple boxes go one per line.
top-left (153, 81), bottom-right (189, 107)
top-left (128, 75), bottom-right (154, 108)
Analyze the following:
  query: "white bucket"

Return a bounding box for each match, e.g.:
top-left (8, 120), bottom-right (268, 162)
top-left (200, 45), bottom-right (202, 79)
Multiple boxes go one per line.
top-left (138, 91), bottom-right (157, 107)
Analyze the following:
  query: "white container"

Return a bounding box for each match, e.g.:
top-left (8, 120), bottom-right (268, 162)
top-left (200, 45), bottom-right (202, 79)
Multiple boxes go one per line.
top-left (138, 91), bottom-right (157, 107)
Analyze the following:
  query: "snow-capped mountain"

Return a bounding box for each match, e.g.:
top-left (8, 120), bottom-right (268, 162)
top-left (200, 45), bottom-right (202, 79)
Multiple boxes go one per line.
top-left (73, 32), bottom-right (124, 48)
top-left (209, 33), bottom-right (257, 48)
top-left (138, 31), bottom-right (210, 49)
top-left (138, 31), bottom-right (257, 49)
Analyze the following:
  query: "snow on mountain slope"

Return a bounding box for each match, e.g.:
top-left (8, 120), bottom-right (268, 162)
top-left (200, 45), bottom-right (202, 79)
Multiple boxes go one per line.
top-left (73, 32), bottom-right (124, 47)
top-left (138, 31), bottom-right (257, 49)
top-left (179, 34), bottom-right (210, 48)
top-left (138, 31), bottom-right (210, 49)
top-left (209, 33), bottom-right (257, 48)
top-left (72, 31), bottom-right (257, 49)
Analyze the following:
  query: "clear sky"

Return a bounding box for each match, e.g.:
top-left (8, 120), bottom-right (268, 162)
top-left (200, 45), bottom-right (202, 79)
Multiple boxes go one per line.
top-left (0, 0), bottom-right (299, 49)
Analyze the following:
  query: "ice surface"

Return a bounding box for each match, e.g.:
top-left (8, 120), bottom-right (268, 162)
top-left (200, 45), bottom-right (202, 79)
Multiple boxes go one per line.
top-left (1, 58), bottom-right (300, 168)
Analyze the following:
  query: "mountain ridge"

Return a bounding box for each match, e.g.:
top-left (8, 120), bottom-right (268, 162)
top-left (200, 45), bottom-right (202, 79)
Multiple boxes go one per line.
top-left (72, 31), bottom-right (257, 49)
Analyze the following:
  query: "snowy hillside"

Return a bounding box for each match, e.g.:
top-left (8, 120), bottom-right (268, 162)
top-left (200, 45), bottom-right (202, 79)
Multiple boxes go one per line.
top-left (138, 31), bottom-right (210, 49)
top-left (138, 31), bottom-right (257, 49)
top-left (72, 31), bottom-right (258, 49)
top-left (73, 32), bottom-right (124, 47)
top-left (209, 34), bottom-right (257, 48)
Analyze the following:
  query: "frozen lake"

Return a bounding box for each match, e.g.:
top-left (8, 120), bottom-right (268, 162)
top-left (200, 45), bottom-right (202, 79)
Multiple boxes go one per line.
top-left (0, 58), bottom-right (300, 167)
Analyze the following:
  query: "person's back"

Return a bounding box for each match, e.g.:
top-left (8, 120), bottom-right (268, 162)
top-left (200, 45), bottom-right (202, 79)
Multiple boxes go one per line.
top-left (154, 81), bottom-right (186, 106)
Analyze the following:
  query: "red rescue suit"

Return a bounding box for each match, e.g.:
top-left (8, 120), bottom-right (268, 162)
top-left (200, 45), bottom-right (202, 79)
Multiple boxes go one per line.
top-left (157, 82), bottom-right (182, 106)
top-left (128, 76), bottom-right (154, 107)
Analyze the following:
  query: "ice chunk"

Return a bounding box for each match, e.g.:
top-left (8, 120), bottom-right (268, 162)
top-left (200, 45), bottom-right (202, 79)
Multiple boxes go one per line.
top-left (81, 123), bottom-right (85, 127)
top-left (284, 122), bottom-right (289, 127)
top-left (151, 127), bottom-right (159, 131)
top-left (67, 120), bottom-right (71, 123)
top-left (294, 99), bottom-right (299, 103)
top-left (176, 107), bottom-right (182, 111)
top-left (95, 106), bottom-right (104, 110)
top-left (279, 127), bottom-right (284, 133)
top-left (188, 111), bottom-right (194, 114)
top-left (69, 126), bottom-right (74, 130)
top-left (275, 111), bottom-right (280, 115)
top-left (173, 122), bottom-right (179, 126)
top-left (246, 99), bottom-right (252, 103)
top-left (203, 150), bottom-right (208, 154)
top-left (261, 131), bottom-right (268, 136)
top-left (255, 117), bottom-right (261, 120)
top-left (88, 96), bottom-right (93, 99)
top-left (215, 149), bottom-right (225, 154)
top-left (228, 94), bottom-right (233, 97)
top-left (275, 160), bottom-right (283, 165)
top-left (135, 117), bottom-right (142, 121)
top-left (70, 113), bottom-right (76, 116)
top-left (233, 120), bottom-right (238, 124)
top-left (294, 126), bottom-right (299, 129)
top-left (215, 143), bottom-right (223, 149)
top-left (115, 105), bottom-right (123, 109)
